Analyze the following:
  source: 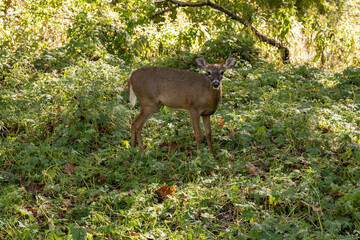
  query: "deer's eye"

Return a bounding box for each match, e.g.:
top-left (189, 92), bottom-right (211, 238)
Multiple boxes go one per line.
top-left (206, 71), bottom-right (211, 75)
top-left (220, 71), bottom-right (224, 75)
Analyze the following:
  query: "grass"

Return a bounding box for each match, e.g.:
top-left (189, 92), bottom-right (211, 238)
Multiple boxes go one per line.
top-left (1, 54), bottom-right (360, 239)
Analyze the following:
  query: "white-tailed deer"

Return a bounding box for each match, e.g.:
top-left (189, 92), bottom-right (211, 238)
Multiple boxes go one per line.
top-left (129, 56), bottom-right (237, 158)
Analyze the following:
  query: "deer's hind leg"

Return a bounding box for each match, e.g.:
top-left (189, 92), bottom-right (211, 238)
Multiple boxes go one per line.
top-left (131, 103), bottom-right (162, 151)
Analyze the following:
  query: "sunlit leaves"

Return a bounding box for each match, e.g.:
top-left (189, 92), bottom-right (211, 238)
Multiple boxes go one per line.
top-left (1, 1), bottom-right (360, 239)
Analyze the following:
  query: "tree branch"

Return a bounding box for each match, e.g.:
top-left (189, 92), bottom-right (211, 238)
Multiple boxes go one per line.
top-left (152, 5), bottom-right (180, 17)
top-left (154, 0), bottom-right (290, 63)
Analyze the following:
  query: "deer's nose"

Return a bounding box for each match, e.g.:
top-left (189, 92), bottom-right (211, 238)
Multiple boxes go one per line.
top-left (212, 81), bottom-right (220, 89)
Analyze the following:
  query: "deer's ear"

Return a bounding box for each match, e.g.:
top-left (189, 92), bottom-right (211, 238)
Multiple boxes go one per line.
top-left (223, 56), bottom-right (238, 70)
top-left (194, 57), bottom-right (208, 70)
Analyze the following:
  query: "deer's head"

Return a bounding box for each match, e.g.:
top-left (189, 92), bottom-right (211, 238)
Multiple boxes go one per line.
top-left (194, 56), bottom-right (238, 90)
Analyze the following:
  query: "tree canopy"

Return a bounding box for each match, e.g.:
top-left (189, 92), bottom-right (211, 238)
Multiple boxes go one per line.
top-left (1, 0), bottom-right (359, 69)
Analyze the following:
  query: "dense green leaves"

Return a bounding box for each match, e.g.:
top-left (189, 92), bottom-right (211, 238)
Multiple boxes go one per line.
top-left (1, 54), bottom-right (359, 238)
top-left (1, 0), bottom-right (360, 239)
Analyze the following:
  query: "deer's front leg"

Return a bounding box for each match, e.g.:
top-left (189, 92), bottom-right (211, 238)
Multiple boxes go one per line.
top-left (190, 111), bottom-right (202, 151)
top-left (202, 115), bottom-right (215, 158)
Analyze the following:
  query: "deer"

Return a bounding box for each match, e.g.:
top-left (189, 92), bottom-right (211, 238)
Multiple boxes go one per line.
top-left (129, 56), bottom-right (237, 158)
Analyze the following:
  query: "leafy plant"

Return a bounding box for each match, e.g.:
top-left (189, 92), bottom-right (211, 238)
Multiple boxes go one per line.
top-left (1, 1), bottom-right (360, 239)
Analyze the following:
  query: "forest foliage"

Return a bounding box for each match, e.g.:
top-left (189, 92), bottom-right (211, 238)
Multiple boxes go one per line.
top-left (1, 0), bottom-right (360, 239)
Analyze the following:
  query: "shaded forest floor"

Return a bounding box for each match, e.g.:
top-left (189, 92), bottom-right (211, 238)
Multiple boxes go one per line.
top-left (1, 51), bottom-right (360, 239)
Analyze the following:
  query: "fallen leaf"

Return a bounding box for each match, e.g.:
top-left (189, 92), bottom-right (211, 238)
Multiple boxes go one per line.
top-left (154, 183), bottom-right (175, 203)
top-left (85, 226), bottom-right (93, 233)
top-left (218, 117), bottom-right (225, 128)
top-left (169, 142), bottom-right (178, 152)
top-left (89, 56), bottom-right (101, 61)
top-left (159, 142), bottom-right (178, 152)
top-left (244, 162), bottom-right (259, 176)
top-left (342, 161), bottom-right (351, 167)
top-left (25, 206), bottom-right (38, 217)
top-left (123, 160), bottom-right (131, 166)
top-left (239, 88), bottom-right (250, 95)
top-left (330, 192), bottom-right (344, 198)
top-left (24, 181), bottom-right (45, 195)
top-left (62, 162), bottom-right (77, 174)
top-left (310, 202), bottom-right (322, 214)
top-left (240, 186), bottom-right (255, 198)
top-left (180, 192), bottom-right (188, 201)
top-left (126, 230), bottom-right (139, 236)
top-left (316, 126), bottom-right (329, 133)
top-left (228, 130), bottom-right (237, 139)
top-left (300, 160), bottom-right (311, 166)
top-left (93, 173), bottom-right (106, 184)
top-left (62, 200), bottom-right (72, 208)
top-left (287, 163), bottom-right (300, 170)
top-left (45, 122), bottom-right (54, 132)
top-left (7, 123), bottom-right (19, 130)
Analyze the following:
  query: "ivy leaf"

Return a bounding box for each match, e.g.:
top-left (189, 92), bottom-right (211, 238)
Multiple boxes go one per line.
top-left (69, 224), bottom-right (87, 240)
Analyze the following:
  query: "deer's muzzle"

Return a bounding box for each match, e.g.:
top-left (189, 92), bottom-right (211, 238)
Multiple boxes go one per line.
top-left (212, 80), bottom-right (220, 89)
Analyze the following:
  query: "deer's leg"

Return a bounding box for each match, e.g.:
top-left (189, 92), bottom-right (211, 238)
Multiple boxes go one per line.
top-left (133, 109), bottom-right (153, 150)
top-left (131, 115), bottom-right (140, 148)
top-left (202, 115), bottom-right (215, 158)
top-left (131, 104), bottom-right (161, 150)
top-left (190, 111), bottom-right (202, 151)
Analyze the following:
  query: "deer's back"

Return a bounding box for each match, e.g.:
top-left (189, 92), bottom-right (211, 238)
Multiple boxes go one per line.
top-left (129, 67), bottom-right (219, 113)
top-left (130, 67), bottom-right (207, 88)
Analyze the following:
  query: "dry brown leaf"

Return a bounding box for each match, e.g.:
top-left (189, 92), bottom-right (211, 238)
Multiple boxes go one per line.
top-left (62, 200), bottom-right (72, 208)
top-left (218, 117), bottom-right (225, 128)
top-left (180, 192), bottom-right (188, 200)
top-left (342, 161), bottom-right (351, 167)
top-left (240, 186), bottom-right (255, 198)
top-left (239, 88), bottom-right (250, 95)
top-left (244, 162), bottom-right (259, 176)
top-left (7, 123), bottom-right (19, 130)
top-left (25, 206), bottom-right (38, 217)
top-left (154, 183), bottom-right (175, 203)
top-left (310, 202), bottom-right (322, 213)
top-left (228, 130), bottom-right (237, 139)
top-left (62, 162), bottom-right (77, 174)
top-left (159, 142), bottom-right (178, 152)
top-left (169, 142), bottom-right (178, 152)
top-left (330, 192), bottom-right (344, 198)
top-left (85, 226), bottom-right (93, 233)
top-left (93, 173), bottom-right (106, 184)
top-left (287, 163), bottom-right (300, 170)
top-left (300, 160), bottom-right (311, 166)
top-left (24, 181), bottom-right (45, 195)
top-left (126, 230), bottom-right (139, 236)
top-left (123, 160), bottom-right (131, 166)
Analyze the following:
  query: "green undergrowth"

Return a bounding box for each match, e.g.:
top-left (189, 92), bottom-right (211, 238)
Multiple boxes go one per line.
top-left (1, 54), bottom-right (360, 239)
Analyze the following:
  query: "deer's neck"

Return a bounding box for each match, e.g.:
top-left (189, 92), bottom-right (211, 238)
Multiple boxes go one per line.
top-left (210, 82), bottom-right (222, 100)
top-left (201, 84), bottom-right (222, 116)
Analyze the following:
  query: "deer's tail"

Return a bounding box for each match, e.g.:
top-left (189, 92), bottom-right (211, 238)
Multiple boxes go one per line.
top-left (129, 82), bottom-right (137, 107)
